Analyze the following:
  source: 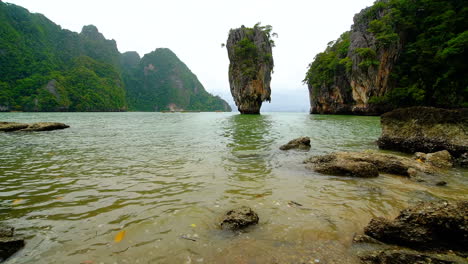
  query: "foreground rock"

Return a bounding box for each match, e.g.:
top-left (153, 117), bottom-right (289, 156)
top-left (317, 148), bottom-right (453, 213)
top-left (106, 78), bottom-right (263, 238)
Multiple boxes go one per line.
top-left (226, 24), bottom-right (274, 114)
top-left (365, 201), bottom-right (467, 251)
top-left (0, 122), bottom-right (69, 132)
top-left (305, 151), bottom-right (440, 179)
top-left (220, 206), bottom-right (259, 230)
top-left (0, 227), bottom-right (24, 262)
top-left (355, 201), bottom-right (468, 263)
top-left (377, 107), bottom-right (468, 163)
top-left (280, 137), bottom-right (311, 151)
top-left (360, 248), bottom-right (466, 264)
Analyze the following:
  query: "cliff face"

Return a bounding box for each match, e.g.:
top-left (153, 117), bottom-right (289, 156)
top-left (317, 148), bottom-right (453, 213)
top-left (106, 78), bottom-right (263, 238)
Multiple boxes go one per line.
top-left (0, 2), bottom-right (230, 112)
top-left (305, 0), bottom-right (467, 115)
top-left (122, 49), bottom-right (231, 112)
top-left (226, 25), bottom-right (274, 114)
top-left (307, 6), bottom-right (400, 115)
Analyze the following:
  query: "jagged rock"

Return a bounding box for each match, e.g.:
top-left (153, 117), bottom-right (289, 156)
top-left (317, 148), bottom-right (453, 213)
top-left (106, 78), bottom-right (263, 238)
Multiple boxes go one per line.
top-left (364, 201), bottom-right (468, 252)
top-left (377, 107), bottom-right (468, 163)
top-left (305, 151), bottom-right (436, 178)
top-left (226, 24), bottom-right (274, 114)
top-left (0, 226), bottom-right (24, 262)
top-left (280, 137), bottom-right (311, 151)
top-left (415, 150), bottom-right (453, 169)
top-left (220, 206), bottom-right (259, 230)
top-left (0, 122), bottom-right (69, 132)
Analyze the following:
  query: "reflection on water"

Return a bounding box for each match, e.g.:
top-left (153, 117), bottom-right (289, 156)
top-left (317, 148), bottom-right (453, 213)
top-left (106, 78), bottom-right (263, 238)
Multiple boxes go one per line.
top-left (223, 115), bottom-right (274, 200)
top-left (0, 112), bottom-right (467, 263)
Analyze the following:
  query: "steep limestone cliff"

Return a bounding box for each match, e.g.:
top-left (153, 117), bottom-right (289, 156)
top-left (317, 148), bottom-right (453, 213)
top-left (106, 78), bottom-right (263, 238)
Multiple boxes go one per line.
top-left (226, 24), bottom-right (274, 114)
top-left (305, 0), bottom-right (467, 115)
top-left (122, 49), bottom-right (231, 112)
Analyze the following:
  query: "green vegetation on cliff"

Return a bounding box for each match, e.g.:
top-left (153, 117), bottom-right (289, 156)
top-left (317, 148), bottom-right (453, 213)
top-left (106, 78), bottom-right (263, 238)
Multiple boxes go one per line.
top-left (122, 49), bottom-right (231, 112)
top-left (0, 2), bottom-right (230, 112)
top-left (305, 0), bottom-right (467, 110)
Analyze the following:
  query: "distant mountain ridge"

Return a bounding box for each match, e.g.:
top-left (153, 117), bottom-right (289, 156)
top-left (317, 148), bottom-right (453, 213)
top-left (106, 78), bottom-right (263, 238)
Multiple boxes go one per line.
top-left (0, 1), bottom-right (231, 112)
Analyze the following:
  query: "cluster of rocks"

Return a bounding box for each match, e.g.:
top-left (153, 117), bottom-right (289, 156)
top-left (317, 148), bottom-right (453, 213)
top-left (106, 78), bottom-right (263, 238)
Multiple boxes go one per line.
top-left (354, 200), bottom-right (468, 263)
top-left (0, 226), bottom-right (24, 262)
top-left (305, 150), bottom-right (452, 185)
top-left (377, 107), bottom-right (467, 167)
top-left (0, 122), bottom-right (69, 132)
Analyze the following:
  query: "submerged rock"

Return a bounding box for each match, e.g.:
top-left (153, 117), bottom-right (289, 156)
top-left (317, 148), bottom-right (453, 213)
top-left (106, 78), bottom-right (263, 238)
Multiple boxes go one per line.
top-left (0, 226), bottom-right (24, 262)
top-left (364, 201), bottom-right (468, 252)
top-left (305, 151), bottom-right (436, 178)
top-left (0, 122), bottom-right (69, 132)
top-left (220, 206), bottom-right (259, 230)
top-left (377, 107), bottom-right (468, 162)
top-left (226, 24), bottom-right (274, 114)
top-left (280, 137), bottom-right (311, 151)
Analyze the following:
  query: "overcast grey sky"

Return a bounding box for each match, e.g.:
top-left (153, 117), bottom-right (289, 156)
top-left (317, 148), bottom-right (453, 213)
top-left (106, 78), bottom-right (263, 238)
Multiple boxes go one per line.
top-left (6, 0), bottom-right (375, 112)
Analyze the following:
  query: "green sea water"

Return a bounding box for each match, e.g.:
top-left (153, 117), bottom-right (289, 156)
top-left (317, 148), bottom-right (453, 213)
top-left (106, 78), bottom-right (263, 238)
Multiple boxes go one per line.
top-left (1, 112), bottom-right (467, 263)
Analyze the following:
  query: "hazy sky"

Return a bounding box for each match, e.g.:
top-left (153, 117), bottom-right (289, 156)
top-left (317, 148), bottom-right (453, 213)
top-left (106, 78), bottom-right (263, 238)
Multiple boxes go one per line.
top-left (6, 0), bottom-right (375, 112)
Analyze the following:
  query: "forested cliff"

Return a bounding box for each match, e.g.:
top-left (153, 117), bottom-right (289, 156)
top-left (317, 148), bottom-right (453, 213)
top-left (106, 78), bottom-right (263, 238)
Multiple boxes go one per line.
top-left (304, 0), bottom-right (467, 115)
top-left (0, 2), bottom-right (230, 112)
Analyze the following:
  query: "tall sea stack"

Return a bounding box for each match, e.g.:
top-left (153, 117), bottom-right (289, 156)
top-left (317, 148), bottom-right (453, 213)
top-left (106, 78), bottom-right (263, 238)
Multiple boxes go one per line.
top-left (226, 24), bottom-right (274, 114)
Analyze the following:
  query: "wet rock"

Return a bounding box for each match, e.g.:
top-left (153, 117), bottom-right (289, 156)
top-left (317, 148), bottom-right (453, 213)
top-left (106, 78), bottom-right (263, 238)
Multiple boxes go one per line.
top-left (20, 122), bottom-right (69, 131)
top-left (305, 151), bottom-right (436, 178)
top-left (364, 201), bottom-right (468, 252)
top-left (220, 206), bottom-right (259, 230)
top-left (415, 150), bottom-right (453, 169)
top-left (280, 137), bottom-right (311, 151)
top-left (307, 153), bottom-right (379, 178)
top-left (0, 226), bottom-right (24, 262)
top-left (360, 249), bottom-right (465, 264)
top-left (0, 122), bottom-right (28, 132)
top-left (377, 107), bottom-right (468, 161)
top-left (226, 24), bottom-right (274, 114)
top-left (0, 122), bottom-right (69, 132)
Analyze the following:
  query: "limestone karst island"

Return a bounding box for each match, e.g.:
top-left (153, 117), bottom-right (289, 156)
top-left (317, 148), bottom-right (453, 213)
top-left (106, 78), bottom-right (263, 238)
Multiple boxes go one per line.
top-left (0, 0), bottom-right (466, 263)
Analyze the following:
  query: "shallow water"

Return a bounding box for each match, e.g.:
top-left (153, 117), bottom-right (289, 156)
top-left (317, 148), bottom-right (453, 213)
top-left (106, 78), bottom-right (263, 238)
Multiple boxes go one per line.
top-left (0, 112), bottom-right (467, 263)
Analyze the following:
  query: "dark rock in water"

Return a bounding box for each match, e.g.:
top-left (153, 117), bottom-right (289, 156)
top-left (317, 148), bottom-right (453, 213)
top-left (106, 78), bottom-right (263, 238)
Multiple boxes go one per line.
top-left (305, 151), bottom-right (436, 178)
top-left (226, 24), bottom-right (274, 114)
top-left (0, 122), bottom-right (69, 132)
top-left (280, 137), bottom-right (311, 151)
top-left (436, 181), bottom-right (447, 186)
top-left (220, 206), bottom-right (259, 230)
top-left (0, 122), bottom-right (28, 132)
top-left (377, 107), bottom-right (468, 161)
top-left (364, 201), bottom-right (468, 252)
top-left (0, 240), bottom-right (25, 262)
top-left (360, 249), bottom-right (464, 264)
top-left (0, 226), bottom-right (24, 262)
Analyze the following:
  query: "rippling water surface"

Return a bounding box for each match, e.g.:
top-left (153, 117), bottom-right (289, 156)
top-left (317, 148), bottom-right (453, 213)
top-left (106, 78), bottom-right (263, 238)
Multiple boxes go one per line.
top-left (1, 112), bottom-right (467, 263)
